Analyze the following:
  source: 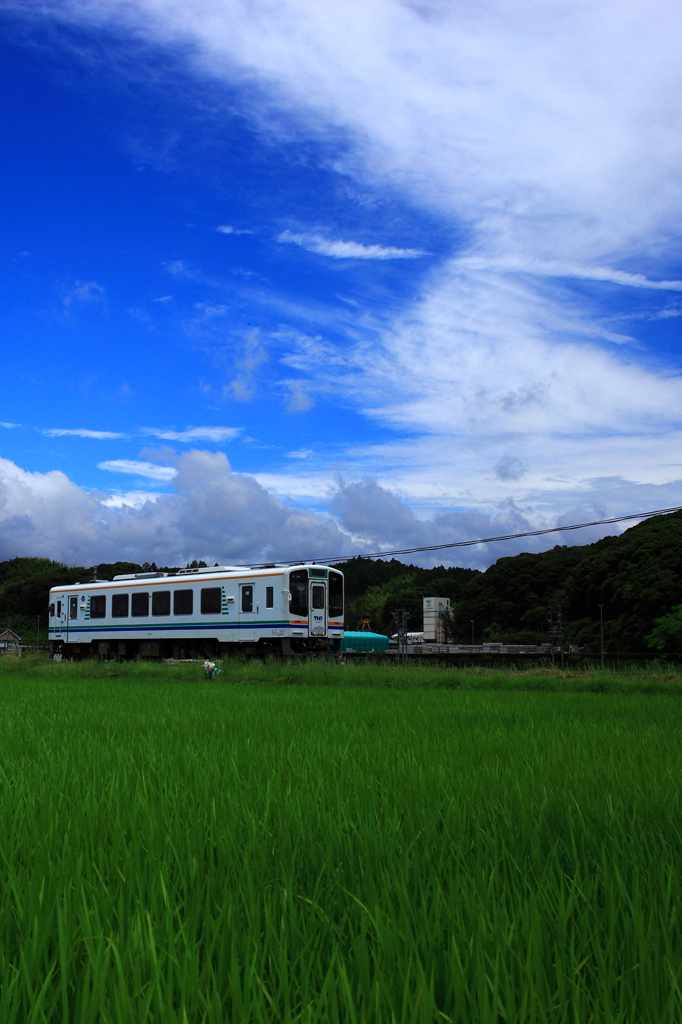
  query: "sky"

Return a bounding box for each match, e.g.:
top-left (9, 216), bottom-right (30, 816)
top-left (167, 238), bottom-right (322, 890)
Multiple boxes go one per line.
top-left (1, 0), bottom-right (681, 568)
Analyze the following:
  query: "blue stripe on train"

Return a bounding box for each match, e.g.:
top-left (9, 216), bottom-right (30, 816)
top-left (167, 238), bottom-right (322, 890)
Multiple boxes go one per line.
top-left (49, 623), bottom-right (345, 636)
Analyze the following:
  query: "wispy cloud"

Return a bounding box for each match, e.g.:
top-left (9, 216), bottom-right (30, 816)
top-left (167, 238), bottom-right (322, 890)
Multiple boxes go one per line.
top-left (14, 0), bottom-right (682, 532)
top-left (0, 422), bottom-right (20, 429)
top-left (285, 381), bottom-right (314, 413)
top-left (193, 302), bottom-right (228, 320)
top-left (62, 280), bottom-right (106, 309)
top-left (98, 459), bottom-right (178, 481)
top-left (163, 259), bottom-right (196, 278)
top-left (216, 224), bottom-right (254, 235)
top-left (143, 427), bottom-right (241, 443)
top-left (277, 231), bottom-right (426, 260)
top-left (286, 448), bottom-right (314, 459)
top-left (43, 428), bottom-right (128, 439)
top-left (457, 257), bottom-right (682, 292)
top-left (226, 330), bottom-right (268, 401)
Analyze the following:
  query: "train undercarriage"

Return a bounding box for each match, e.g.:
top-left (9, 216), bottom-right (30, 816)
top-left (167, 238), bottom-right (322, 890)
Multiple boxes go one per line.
top-left (51, 636), bottom-right (340, 660)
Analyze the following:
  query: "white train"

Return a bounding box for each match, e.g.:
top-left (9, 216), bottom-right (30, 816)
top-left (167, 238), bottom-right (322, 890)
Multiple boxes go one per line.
top-left (48, 563), bottom-right (344, 658)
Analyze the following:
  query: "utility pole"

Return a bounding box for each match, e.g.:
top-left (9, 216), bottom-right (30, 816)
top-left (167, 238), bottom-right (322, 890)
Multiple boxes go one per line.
top-left (470, 619), bottom-right (474, 645)
top-left (392, 609), bottom-right (410, 664)
top-left (547, 607), bottom-right (564, 668)
top-left (599, 604), bottom-right (604, 669)
top-left (36, 615), bottom-right (40, 652)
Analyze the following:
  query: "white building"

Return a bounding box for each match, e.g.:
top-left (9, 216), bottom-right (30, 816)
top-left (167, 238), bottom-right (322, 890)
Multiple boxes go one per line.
top-left (423, 597), bottom-right (450, 642)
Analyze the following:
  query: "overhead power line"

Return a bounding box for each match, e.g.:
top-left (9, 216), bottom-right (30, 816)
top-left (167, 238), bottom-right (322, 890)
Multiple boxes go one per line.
top-left (315, 503), bottom-right (682, 564)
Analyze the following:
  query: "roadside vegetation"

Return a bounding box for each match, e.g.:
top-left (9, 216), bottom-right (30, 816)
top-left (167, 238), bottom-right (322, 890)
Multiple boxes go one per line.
top-left (1, 657), bottom-right (681, 1021)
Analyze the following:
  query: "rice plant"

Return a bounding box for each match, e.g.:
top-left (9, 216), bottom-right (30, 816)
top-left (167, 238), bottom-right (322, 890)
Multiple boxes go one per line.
top-left (0, 659), bottom-right (681, 1021)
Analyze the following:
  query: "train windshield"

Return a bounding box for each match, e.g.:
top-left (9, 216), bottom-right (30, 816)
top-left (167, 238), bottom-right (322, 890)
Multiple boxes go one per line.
top-left (329, 571), bottom-right (343, 619)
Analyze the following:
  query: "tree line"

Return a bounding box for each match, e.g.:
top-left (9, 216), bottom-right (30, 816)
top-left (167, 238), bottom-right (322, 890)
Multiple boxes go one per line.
top-left (340, 510), bottom-right (682, 652)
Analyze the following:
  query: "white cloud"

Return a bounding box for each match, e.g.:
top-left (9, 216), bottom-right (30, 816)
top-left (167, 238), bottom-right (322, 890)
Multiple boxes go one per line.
top-left (285, 381), bottom-right (314, 413)
top-left (0, 451), bottom-right (662, 570)
top-left (163, 259), bottom-right (195, 278)
top-left (277, 230), bottom-right (425, 259)
top-left (42, 428), bottom-right (128, 439)
top-left (63, 280), bottom-right (105, 309)
top-left (99, 490), bottom-right (165, 508)
top-left (454, 257), bottom-right (682, 292)
top-left (143, 426), bottom-right (241, 443)
top-left (14, 0), bottom-right (682, 519)
top-left (98, 460), bottom-right (178, 481)
top-left (286, 449), bottom-right (314, 459)
top-left (216, 224), bottom-right (254, 234)
top-left (0, 422), bottom-right (20, 429)
top-left (0, 452), bottom-right (354, 565)
top-left (226, 329), bottom-right (268, 401)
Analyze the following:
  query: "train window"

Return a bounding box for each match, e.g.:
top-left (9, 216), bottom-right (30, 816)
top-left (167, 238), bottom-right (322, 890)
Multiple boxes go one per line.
top-left (311, 584), bottom-right (325, 609)
top-left (329, 571), bottom-right (343, 619)
top-left (265, 586), bottom-right (274, 608)
top-left (201, 588), bottom-right (221, 614)
top-left (241, 585), bottom-right (253, 613)
top-left (174, 589), bottom-right (193, 615)
top-left (49, 603), bottom-right (55, 617)
top-left (288, 569), bottom-right (308, 617)
top-left (131, 593), bottom-right (149, 617)
top-left (56, 600), bottom-right (62, 618)
top-left (90, 596), bottom-right (106, 618)
top-left (69, 597), bottom-right (78, 619)
top-left (112, 594), bottom-right (129, 618)
top-left (152, 591), bottom-right (171, 616)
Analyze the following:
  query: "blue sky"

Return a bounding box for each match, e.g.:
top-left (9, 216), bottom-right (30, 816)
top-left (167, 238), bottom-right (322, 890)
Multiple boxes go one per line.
top-left (1, 0), bottom-right (681, 568)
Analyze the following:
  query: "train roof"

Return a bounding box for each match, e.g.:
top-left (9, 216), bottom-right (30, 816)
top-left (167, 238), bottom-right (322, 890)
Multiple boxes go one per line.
top-left (49, 562), bottom-right (342, 592)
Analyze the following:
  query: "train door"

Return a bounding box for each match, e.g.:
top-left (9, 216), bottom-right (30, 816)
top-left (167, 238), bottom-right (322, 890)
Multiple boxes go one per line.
top-left (309, 580), bottom-right (327, 636)
top-left (239, 582), bottom-right (256, 641)
top-left (53, 593), bottom-right (67, 640)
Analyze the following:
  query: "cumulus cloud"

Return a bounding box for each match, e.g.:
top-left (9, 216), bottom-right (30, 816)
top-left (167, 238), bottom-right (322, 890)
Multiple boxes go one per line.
top-left (0, 451), bottom-right (648, 570)
top-left (143, 426), bottom-right (241, 443)
top-left (42, 428), bottom-right (128, 439)
top-left (327, 478), bottom-right (637, 567)
top-left (0, 452), bottom-right (353, 566)
top-left (98, 460), bottom-right (178, 481)
top-left (277, 230), bottom-right (426, 259)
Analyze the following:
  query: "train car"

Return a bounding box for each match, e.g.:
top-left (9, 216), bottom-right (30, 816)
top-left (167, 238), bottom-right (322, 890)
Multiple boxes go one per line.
top-left (48, 563), bottom-right (343, 658)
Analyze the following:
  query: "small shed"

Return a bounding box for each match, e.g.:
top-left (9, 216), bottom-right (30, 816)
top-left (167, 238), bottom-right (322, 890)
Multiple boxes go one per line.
top-left (341, 631), bottom-right (389, 653)
top-left (0, 628), bottom-right (22, 653)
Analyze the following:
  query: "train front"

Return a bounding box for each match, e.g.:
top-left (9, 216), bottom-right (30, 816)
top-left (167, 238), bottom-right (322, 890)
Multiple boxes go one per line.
top-left (286, 565), bottom-right (344, 653)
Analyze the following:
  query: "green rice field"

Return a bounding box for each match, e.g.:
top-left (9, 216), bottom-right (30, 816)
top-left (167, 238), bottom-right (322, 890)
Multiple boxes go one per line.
top-left (1, 656), bottom-right (682, 1022)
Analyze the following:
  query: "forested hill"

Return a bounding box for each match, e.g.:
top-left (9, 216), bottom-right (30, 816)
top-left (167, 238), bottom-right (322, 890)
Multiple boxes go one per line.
top-left (1, 510), bottom-right (681, 651)
top-left (339, 510), bottom-right (682, 651)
